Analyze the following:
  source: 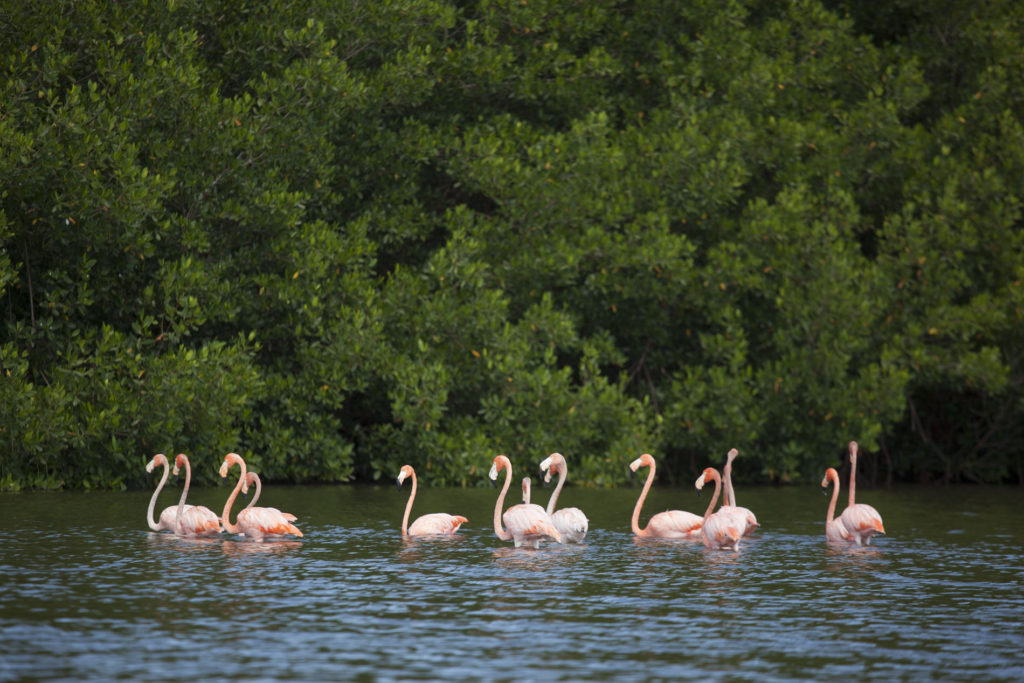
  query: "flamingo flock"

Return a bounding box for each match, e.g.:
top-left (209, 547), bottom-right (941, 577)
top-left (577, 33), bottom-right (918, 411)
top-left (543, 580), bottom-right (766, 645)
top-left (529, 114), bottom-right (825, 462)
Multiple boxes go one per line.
top-left (144, 442), bottom-right (885, 551)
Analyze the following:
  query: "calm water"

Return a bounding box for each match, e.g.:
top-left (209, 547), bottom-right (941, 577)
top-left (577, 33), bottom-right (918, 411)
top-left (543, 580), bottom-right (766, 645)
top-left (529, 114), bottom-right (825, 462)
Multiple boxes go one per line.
top-left (1, 481), bottom-right (1022, 681)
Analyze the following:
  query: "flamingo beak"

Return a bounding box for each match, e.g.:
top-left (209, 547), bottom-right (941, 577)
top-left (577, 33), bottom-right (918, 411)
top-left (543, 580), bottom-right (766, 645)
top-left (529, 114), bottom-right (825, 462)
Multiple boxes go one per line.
top-left (821, 485), bottom-right (829, 496)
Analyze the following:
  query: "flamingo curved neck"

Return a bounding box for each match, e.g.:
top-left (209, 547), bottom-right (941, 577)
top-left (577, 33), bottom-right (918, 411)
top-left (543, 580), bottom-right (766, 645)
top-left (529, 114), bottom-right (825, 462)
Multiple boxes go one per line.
top-left (848, 453), bottom-right (858, 508)
top-left (245, 475), bottom-right (261, 510)
top-left (702, 471), bottom-right (722, 522)
top-left (402, 472), bottom-right (417, 536)
top-left (147, 459), bottom-right (169, 531)
top-left (826, 473), bottom-right (840, 524)
top-left (175, 458), bottom-right (191, 527)
top-left (546, 465), bottom-right (566, 516)
top-left (631, 464), bottom-right (655, 536)
top-left (493, 462), bottom-right (512, 541)
top-left (221, 458), bottom-right (246, 534)
top-left (724, 457), bottom-right (736, 507)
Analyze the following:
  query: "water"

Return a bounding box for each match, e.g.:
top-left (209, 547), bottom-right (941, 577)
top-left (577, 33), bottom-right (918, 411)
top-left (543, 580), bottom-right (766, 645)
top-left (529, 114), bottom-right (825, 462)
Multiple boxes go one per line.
top-left (1, 481), bottom-right (1022, 681)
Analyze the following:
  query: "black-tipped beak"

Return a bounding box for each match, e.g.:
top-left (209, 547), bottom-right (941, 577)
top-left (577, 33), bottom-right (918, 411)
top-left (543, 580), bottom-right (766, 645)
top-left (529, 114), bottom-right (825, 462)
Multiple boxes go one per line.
top-left (489, 478), bottom-right (497, 488)
top-left (628, 468), bottom-right (634, 480)
top-left (396, 479), bottom-right (402, 490)
top-left (821, 486), bottom-right (828, 496)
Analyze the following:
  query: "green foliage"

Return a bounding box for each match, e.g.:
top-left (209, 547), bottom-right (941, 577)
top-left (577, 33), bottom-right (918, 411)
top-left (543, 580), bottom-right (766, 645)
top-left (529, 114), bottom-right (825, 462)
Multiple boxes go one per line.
top-left (1, 0), bottom-right (1022, 489)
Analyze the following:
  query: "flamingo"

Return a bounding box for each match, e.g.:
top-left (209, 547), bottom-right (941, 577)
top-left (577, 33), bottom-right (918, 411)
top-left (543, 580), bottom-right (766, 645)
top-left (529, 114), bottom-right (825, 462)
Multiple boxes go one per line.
top-left (145, 454), bottom-right (182, 532)
top-left (820, 467), bottom-right (851, 542)
top-left (170, 454), bottom-right (223, 536)
top-left (489, 454), bottom-right (562, 548)
top-left (396, 464), bottom-right (468, 536)
top-left (839, 441), bottom-right (886, 545)
top-left (239, 471), bottom-right (297, 522)
top-left (539, 452), bottom-right (589, 543)
top-left (628, 453), bottom-right (703, 539)
top-left (695, 467), bottom-right (748, 551)
top-left (219, 453), bottom-right (303, 541)
top-left (722, 448), bottom-right (759, 536)
top-left (522, 477), bottom-right (532, 504)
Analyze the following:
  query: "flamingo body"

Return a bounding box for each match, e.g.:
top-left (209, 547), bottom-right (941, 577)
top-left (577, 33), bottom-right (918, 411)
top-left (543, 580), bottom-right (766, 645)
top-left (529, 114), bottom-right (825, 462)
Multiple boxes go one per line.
top-left (695, 467), bottom-right (748, 551)
top-left (638, 509), bottom-right (703, 539)
top-left (550, 508), bottom-right (589, 544)
top-left (839, 504), bottom-right (885, 546)
top-left (502, 503), bottom-right (563, 549)
top-left (539, 453), bottom-right (589, 543)
top-left (243, 471), bottom-right (297, 521)
top-left (841, 441), bottom-right (886, 546)
top-left (219, 453), bottom-right (302, 541)
top-left (722, 448), bottom-right (759, 536)
top-left (490, 455), bottom-right (561, 548)
top-left (629, 453), bottom-right (703, 539)
top-left (396, 465), bottom-right (467, 537)
top-left (407, 513), bottom-right (468, 536)
top-left (171, 454), bottom-right (223, 537)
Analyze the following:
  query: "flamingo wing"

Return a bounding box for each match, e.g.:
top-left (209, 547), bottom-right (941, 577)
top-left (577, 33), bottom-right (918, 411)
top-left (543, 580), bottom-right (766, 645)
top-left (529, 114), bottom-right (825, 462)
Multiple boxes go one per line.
top-left (825, 518), bottom-right (851, 542)
top-left (503, 503), bottom-right (562, 546)
top-left (646, 510), bottom-right (703, 539)
top-left (176, 505), bottom-right (223, 537)
top-left (157, 504), bottom-right (192, 531)
top-left (840, 504), bottom-right (885, 545)
top-left (237, 507), bottom-right (303, 540)
top-left (408, 513), bottom-right (468, 536)
top-left (721, 504), bottom-right (759, 536)
top-left (551, 507), bottom-right (589, 543)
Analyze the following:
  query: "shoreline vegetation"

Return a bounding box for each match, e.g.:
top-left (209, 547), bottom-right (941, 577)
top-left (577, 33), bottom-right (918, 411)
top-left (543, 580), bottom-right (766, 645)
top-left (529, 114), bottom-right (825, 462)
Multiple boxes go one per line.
top-left (1, 1), bottom-right (1022, 490)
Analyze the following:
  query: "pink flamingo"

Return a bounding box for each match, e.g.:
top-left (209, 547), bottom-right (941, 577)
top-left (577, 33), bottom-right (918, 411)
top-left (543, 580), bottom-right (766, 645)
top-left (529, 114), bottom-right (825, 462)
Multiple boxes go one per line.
top-left (722, 448), bottom-right (759, 535)
top-left (145, 454), bottom-right (182, 532)
top-left (396, 464), bottom-right (468, 536)
top-left (820, 467), bottom-right (851, 542)
top-left (628, 453), bottom-right (703, 539)
top-left (695, 467), bottom-right (748, 551)
top-left (241, 471), bottom-right (295, 520)
top-left (219, 453), bottom-right (303, 541)
top-left (539, 452), bottom-right (589, 543)
top-left (839, 441), bottom-right (886, 545)
top-left (489, 454), bottom-right (562, 548)
top-left (170, 454), bottom-right (223, 536)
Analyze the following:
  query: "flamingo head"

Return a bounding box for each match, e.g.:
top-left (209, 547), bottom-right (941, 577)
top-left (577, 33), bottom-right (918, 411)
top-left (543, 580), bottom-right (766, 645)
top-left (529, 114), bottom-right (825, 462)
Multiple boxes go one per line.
top-left (539, 452), bottom-right (563, 484)
top-left (145, 454), bottom-right (167, 473)
top-left (695, 467), bottom-right (717, 494)
top-left (396, 465), bottom-right (414, 489)
top-left (488, 455), bottom-right (509, 486)
top-left (245, 472), bottom-right (259, 488)
top-left (848, 441), bottom-right (858, 462)
top-left (172, 453), bottom-right (188, 476)
top-left (821, 467), bottom-right (839, 495)
top-left (726, 448), bottom-right (739, 464)
top-left (628, 453), bottom-right (653, 477)
top-left (521, 477), bottom-right (531, 500)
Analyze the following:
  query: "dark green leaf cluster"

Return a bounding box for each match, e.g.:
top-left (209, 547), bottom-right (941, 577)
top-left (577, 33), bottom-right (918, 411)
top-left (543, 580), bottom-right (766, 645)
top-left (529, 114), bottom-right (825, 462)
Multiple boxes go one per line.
top-left (2, 0), bottom-right (1021, 489)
